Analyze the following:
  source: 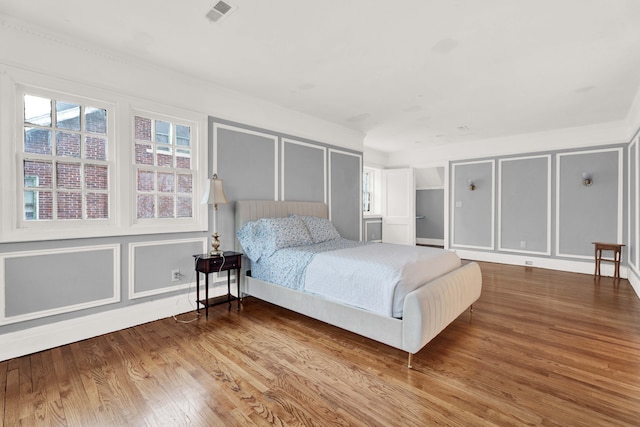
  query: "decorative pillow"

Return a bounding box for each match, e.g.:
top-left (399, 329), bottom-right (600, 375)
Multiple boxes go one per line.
top-left (298, 215), bottom-right (341, 243)
top-left (236, 216), bottom-right (313, 262)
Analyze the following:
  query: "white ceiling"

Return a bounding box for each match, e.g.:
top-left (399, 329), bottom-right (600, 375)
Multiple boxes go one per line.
top-left (3, 0), bottom-right (640, 154)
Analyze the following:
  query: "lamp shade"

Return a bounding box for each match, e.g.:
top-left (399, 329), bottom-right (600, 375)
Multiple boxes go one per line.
top-left (202, 174), bottom-right (228, 205)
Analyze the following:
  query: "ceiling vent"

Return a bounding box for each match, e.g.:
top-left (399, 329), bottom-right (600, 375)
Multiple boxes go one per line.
top-left (206, 1), bottom-right (236, 23)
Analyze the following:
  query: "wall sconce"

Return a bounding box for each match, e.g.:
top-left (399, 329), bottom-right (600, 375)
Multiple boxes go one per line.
top-left (582, 172), bottom-right (593, 187)
top-left (467, 179), bottom-right (476, 191)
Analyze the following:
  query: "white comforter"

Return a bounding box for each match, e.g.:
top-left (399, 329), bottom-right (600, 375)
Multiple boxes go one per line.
top-left (303, 243), bottom-right (462, 318)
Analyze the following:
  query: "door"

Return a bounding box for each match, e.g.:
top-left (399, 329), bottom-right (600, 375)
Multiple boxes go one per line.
top-left (381, 168), bottom-right (415, 245)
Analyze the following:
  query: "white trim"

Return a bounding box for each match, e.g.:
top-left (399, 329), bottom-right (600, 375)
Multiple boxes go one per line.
top-left (0, 244), bottom-right (120, 325)
top-left (128, 238), bottom-right (207, 300)
top-left (450, 160), bottom-right (495, 250)
top-left (497, 155), bottom-right (552, 256)
top-left (0, 288), bottom-right (226, 362)
top-left (213, 122), bottom-right (279, 201)
top-left (281, 138), bottom-right (327, 203)
top-left (630, 137), bottom-right (639, 271)
top-left (328, 149), bottom-right (363, 240)
top-left (555, 147), bottom-right (624, 259)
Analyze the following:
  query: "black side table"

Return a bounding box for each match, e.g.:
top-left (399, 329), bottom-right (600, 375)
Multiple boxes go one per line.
top-left (193, 251), bottom-right (242, 318)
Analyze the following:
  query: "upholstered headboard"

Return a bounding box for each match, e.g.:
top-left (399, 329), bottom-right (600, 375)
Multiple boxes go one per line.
top-left (234, 200), bottom-right (328, 252)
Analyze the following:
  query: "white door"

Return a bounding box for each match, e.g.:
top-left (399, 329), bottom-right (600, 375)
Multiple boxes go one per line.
top-left (382, 168), bottom-right (415, 245)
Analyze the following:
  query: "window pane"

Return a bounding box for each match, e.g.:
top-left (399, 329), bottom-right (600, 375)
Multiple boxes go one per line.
top-left (177, 196), bottom-right (192, 218)
top-left (158, 195), bottom-right (174, 218)
top-left (135, 142), bottom-right (153, 165)
top-left (56, 101), bottom-right (80, 131)
top-left (24, 95), bottom-right (51, 127)
top-left (155, 120), bottom-right (170, 144)
top-left (176, 125), bottom-right (190, 147)
top-left (85, 107), bottom-right (107, 134)
top-left (86, 193), bottom-right (109, 219)
top-left (57, 192), bottom-right (82, 219)
top-left (56, 131), bottom-right (81, 157)
top-left (85, 164), bottom-right (108, 190)
top-left (177, 173), bottom-right (192, 193)
top-left (176, 148), bottom-right (191, 169)
top-left (24, 127), bottom-right (52, 155)
top-left (137, 170), bottom-right (155, 192)
top-left (34, 191), bottom-right (53, 220)
top-left (24, 160), bottom-right (52, 188)
top-left (85, 136), bottom-right (107, 160)
top-left (135, 116), bottom-right (152, 141)
top-left (158, 172), bottom-right (174, 192)
top-left (137, 195), bottom-right (155, 218)
top-left (157, 145), bottom-right (173, 167)
top-left (57, 162), bottom-right (81, 189)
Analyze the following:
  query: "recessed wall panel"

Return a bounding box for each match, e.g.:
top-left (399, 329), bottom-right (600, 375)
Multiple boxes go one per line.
top-left (330, 150), bottom-right (362, 241)
top-left (451, 161), bottom-right (494, 249)
top-left (3, 245), bottom-right (118, 320)
top-left (499, 156), bottom-right (550, 254)
top-left (282, 140), bottom-right (325, 202)
top-left (557, 149), bottom-right (621, 258)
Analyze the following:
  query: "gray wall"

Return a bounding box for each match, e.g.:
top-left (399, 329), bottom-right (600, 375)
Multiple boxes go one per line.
top-left (0, 232), bottom-right (207, 334)
top-left (416, 189), bottom-right (444, 240)
top-left (499, 156), bottom-right (549, 254)
top-left (450, 146), bottom-right (626, 263)
top-left (451, 161), bottom-right (494, 249)
top-left (211, 117), bottom-right (363, 251)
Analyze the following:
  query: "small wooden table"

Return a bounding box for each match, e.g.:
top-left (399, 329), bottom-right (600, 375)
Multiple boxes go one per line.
top-left (193, 251), bottom-right (242, 318)
top-left (592, 242), bottom-right (625, 279)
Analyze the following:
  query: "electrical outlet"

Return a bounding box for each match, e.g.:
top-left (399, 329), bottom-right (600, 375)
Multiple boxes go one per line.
top-left (171, 269), bottom-right (180, 282)
top-left (520, 241), bottom-right (526, 248)
top-left (525, 260), bottom-right (533, 266)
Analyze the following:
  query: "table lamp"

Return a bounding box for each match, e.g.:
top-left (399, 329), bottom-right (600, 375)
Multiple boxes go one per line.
top-left (202, 173), bottom-right (228, 255)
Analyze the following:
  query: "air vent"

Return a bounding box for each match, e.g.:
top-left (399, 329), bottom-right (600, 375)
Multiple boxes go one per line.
top-left (206, 1), bottom-right (236, 23)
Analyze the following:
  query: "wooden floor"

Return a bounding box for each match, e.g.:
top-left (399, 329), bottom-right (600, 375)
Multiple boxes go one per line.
top-left (2, 262), bottom-right (640, 426)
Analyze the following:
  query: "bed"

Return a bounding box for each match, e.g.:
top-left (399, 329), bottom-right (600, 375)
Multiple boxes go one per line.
top-left (234, 200), bottom-right (482, 367)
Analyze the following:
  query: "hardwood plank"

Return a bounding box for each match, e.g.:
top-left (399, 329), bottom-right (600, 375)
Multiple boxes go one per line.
top-left (2, 261), bottom-right (640, 426)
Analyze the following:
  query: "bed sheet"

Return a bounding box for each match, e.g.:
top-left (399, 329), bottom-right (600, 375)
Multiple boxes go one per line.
top-left (250, 239), bottom-right (461, 318)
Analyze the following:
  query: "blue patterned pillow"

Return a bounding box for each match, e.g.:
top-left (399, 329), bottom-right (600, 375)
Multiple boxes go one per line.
top-left (237, 216), bottom-right (313, 262)
top-left (298, 215), bottom-right (341, 243)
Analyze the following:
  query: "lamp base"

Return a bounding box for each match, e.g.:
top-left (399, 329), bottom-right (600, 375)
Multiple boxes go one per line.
top-left (210, 232), bottom-right (222, 256)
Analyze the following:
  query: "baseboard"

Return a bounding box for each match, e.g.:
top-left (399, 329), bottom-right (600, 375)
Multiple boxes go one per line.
top-left (453, 249), bottom-right (631, 281)
top-left (628, 268), bottom-right (640, 298)
top-left (0, 283), bottom-right (228, 361)
top-left (417, 238), bottom-right (445, 246)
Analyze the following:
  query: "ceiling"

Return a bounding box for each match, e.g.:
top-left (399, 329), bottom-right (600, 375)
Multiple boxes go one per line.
top-left (3, 0), bottom-right (640, 153)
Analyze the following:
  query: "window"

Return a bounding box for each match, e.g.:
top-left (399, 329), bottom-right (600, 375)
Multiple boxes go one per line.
top-left (21, 94), bottom-right (111, 223)
top-left (363, 166), bottom-right (381, 215)
top-left (133, 114), bottom-right (195, 220)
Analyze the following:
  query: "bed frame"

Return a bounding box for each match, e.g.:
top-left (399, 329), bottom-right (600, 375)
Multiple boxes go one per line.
top-left (234, 200), bottom-right (482, 367)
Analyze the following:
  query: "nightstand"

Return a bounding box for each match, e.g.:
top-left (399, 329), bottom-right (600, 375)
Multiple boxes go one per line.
top-left (193, 251), bottom-right (242, 318)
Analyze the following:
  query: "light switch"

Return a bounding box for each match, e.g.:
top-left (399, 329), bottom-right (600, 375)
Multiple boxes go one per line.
top-left (455, 201), bottom-right (462, 208)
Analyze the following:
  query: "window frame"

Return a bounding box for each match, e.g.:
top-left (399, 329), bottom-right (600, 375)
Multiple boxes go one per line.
top-left (363, 166), bottom-right (382, 216)
top-left (131, 109), bottom-right (199, 225)
top-left (16, 85), bottom-right (117, 231)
